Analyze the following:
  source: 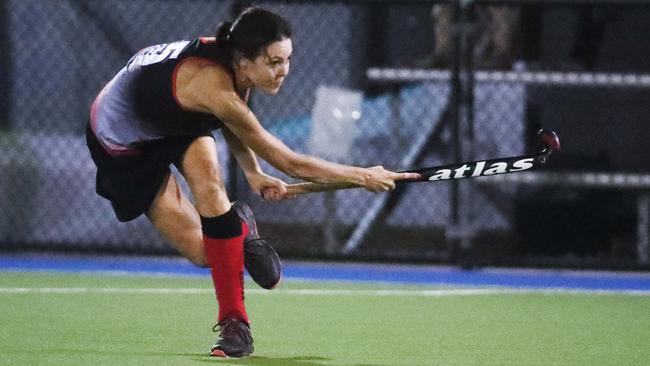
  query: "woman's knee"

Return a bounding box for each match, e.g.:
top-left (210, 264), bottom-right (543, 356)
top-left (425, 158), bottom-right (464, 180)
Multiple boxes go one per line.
top-left (185, 157), bottom-right (227, 194)
top-left (193, 175), bottom-right (227, 198)
top-left (181, 139), bottom-right (231, 215)
top-left (182, 138), bottom-right (224, 186)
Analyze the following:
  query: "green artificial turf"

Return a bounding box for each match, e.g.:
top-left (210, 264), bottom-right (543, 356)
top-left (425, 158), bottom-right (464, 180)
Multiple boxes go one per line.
top-left (0, 272), bottom-right (648, 366)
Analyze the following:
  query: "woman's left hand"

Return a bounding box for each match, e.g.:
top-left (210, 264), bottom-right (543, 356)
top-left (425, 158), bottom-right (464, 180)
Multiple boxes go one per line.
top-left (246, 172), bottom-right (291, 201)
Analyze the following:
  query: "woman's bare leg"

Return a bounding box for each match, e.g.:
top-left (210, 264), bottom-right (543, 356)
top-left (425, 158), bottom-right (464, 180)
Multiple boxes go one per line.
top-left (146, 172), bottom-right (206, 267)
top-left (145, 136), bottom-right (233, 267)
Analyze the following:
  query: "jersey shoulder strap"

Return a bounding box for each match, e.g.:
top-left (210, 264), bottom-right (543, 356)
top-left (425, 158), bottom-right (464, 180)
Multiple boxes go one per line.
top-left (127, 40), bottom-right (192, 68)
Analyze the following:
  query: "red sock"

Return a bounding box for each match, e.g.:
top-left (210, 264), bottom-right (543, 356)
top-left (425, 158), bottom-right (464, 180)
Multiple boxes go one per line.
top-left (201, 209), bottom-right (249, 323)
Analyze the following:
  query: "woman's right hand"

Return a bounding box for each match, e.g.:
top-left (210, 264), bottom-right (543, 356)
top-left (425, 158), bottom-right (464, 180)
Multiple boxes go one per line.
top-left (362, 166), bottom-right (421, 193)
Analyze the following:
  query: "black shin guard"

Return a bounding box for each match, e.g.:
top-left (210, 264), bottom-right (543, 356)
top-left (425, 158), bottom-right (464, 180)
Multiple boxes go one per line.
top-left (200, 207), bottom-right (242, 239)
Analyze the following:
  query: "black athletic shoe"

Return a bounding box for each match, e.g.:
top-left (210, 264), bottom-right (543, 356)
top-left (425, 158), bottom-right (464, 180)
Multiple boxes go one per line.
top-left (210, 318), bottom-right (254, 358)
top-left (233, 201), bottom-right (282, 289)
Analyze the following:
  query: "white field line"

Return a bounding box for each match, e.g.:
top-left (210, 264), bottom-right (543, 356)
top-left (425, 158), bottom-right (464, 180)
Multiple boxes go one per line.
top-left (0, 287), bottom-right (649, 296)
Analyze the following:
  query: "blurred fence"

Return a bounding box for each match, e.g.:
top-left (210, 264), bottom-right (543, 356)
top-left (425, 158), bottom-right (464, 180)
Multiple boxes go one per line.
top-left (1, 0), bottom-right (649, 269)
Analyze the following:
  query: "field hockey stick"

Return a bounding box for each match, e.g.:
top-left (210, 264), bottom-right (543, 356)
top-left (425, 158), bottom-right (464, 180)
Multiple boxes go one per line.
top-left (281, 129), bottom-right (560, 197)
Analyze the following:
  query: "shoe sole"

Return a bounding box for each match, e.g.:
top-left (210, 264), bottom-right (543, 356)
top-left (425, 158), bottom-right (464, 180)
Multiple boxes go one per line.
top-left (244, 238), bottom-right (283, 289)
top-left (210, 349), bottom-right (228, 358)
top-left (209, 349), bottom-right (253, 358)
top-left (234, 201), bottom-right (282, 289)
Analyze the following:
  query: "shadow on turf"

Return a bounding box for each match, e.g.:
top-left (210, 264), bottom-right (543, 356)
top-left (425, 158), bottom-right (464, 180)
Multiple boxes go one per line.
top-left (36, 349), bottom-right (379, 365)
top-left (187, 354), bottom-right (380, 366)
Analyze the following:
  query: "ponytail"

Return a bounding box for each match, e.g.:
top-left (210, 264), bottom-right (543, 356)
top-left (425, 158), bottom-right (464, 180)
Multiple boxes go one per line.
top-left (214, 21), bottom-right (234, 68)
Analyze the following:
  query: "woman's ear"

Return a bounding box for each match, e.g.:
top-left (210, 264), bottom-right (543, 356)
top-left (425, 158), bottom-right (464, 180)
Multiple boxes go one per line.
top-left (234, 52), bottom-right (249, 70)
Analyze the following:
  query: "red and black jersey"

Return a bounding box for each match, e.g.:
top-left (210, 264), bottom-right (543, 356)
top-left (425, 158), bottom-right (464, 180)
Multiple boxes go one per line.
top-left (90, 38), bottom-right (228, 156)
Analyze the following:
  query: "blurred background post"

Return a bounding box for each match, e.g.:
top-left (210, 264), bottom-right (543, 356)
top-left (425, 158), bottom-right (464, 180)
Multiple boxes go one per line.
top-left (1, 0), bottom-right (650, 270)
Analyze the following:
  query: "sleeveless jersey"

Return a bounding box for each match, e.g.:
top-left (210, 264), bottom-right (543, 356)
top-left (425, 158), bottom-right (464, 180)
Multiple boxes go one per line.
top-left (90, 38), bottom-right (226, 156)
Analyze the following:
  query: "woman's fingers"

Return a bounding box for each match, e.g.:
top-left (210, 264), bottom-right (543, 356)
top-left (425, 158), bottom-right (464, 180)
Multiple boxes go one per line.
top-left (261, 187), bottom-right (294, 201)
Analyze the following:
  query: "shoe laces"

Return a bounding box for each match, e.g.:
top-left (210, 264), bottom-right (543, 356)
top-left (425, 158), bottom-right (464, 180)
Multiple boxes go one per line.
top-left (212, 319), bottom-right (253, 343)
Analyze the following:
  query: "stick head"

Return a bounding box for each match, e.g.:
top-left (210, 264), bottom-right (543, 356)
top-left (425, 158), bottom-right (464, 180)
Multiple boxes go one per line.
top-left (537, 129), bottom-right (560, 152)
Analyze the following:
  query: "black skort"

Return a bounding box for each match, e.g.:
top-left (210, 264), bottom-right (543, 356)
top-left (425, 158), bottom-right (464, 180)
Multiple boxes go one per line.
top-left (86, 124), bottom-right (212, 222)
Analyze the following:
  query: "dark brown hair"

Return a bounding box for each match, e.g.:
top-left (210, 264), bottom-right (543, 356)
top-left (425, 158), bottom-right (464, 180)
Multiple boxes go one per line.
top-left (214, 7), bottom-right (292, 68)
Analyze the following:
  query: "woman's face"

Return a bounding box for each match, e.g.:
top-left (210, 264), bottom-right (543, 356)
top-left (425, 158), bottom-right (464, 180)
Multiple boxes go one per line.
top-left (242, 38), bottom-right (292, 95)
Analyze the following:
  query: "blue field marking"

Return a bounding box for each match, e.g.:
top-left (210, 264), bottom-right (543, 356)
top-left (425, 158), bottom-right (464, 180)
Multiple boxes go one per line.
top-left (284, 263), bottom-right (650, 292)
top-left (1, 254), bottom-right (650, 292)
top-left (0, 254), bottom-right (208, 277)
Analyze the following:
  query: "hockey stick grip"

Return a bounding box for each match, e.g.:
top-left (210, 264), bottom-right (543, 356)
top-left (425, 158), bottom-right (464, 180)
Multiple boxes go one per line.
top-left (284, 176), bottom-right (423, 196)
top-left (284, 182), bottom-right (360, 196)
